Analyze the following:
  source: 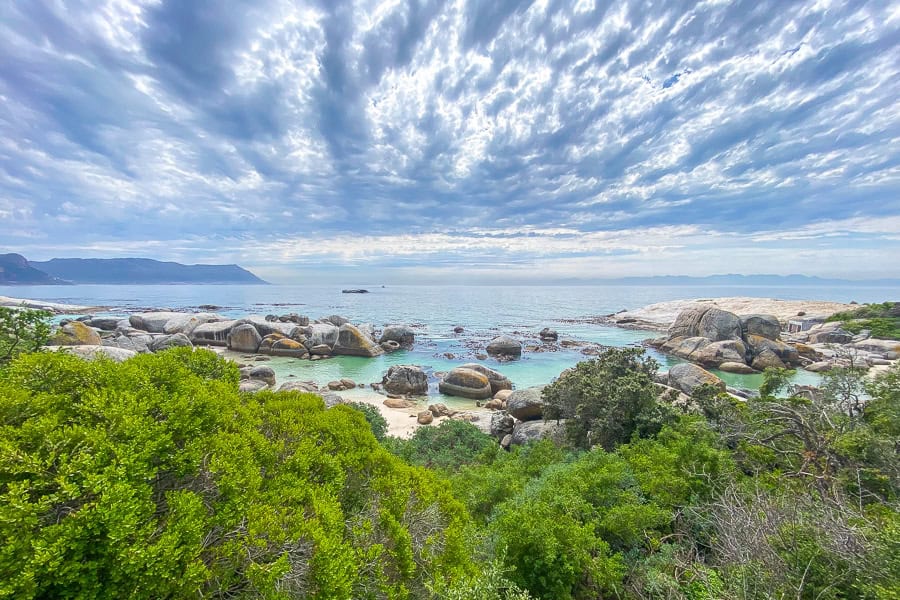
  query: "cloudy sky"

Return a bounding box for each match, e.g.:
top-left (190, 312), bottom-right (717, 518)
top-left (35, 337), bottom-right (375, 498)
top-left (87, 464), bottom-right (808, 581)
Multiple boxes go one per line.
top-left (1, 0), bottom-right (899, 283)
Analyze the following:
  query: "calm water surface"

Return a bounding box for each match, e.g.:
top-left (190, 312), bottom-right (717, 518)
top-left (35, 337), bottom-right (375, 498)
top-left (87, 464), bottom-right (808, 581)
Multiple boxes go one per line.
top-left (4, 283), bottom-right (896, 401)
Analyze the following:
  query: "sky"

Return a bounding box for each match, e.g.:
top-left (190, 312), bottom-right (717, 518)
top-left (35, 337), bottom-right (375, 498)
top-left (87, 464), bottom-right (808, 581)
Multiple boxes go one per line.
top-left (1, 0), bottom-right (899, 284)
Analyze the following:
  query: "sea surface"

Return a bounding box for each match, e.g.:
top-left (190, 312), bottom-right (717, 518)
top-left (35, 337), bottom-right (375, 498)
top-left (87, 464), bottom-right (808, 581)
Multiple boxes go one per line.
top-left (4, 283), bottom-right (897, 402)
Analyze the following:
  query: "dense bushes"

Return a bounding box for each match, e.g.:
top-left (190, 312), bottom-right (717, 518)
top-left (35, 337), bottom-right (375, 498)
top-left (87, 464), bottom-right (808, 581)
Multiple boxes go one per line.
top-left (0, 349), bottom-right (475, 598)
top-left (1, 339), bottom-right (897, 599)
top-left (542, 347), bottom-right (675, 449)
top-left (0, 306), bottom-right (51, 364)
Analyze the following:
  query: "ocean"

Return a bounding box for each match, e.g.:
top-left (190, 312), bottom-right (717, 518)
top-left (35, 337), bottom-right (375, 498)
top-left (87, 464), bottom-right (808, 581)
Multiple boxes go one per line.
top-left (3, 283), bottom-right (897, 401)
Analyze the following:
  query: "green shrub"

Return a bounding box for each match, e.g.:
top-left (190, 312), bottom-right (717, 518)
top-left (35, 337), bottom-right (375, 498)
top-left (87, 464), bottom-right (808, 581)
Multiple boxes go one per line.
top-left (389, 419), bottom-right (497, 472)
top-left (542, 348), bottom-right (674, 450)
top-left (0, 306), bottom-right (51, 364)
top-left (346, 401), bottom-right (389, 441)
top-left (0, 349), bottom-right (476, 598)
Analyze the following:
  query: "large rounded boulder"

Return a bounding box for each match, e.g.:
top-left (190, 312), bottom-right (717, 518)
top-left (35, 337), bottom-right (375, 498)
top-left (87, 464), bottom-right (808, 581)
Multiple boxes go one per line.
top-left (740, 314), bottom-right (782, 340)
top-left (459, 363), bottom-right (512, 395)
top-left (667, 363), bottom-right (726, 396)
top-left (506, 385), bottom-right (547, 421)
top-left (190, 320), bottom-right (236, 346)
top-left (304, 323), bottom-right (340, 349)
top-left (510, 420), bottom-right (566, 446)
top-left (228, 324), bottom-right (262, 353)
top-left (485, 335), bottom-right (522, 359)
top-left (438, 367), bottom-right (492, 400)
top-left (50, 321), bottom-right (102, 346)
top-left (149, 333), bottom-right (193, 352)
top-left (697, 308), bottom-right (743, 342)
top-left (669, 306), bottom-right (742, 342)
top-left (379, 325), bottom-right (415, 348)
top-left (333, 324), bottom-right (384, 357)
top-left (382, 365), bottom-right (428, 395)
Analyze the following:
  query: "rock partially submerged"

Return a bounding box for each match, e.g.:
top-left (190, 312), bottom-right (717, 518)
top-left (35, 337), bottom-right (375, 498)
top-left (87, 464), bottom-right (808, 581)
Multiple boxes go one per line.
top-left (382, 365), bottom-right (428, 395)
top-left (439, 367), bottom-right (493, 400)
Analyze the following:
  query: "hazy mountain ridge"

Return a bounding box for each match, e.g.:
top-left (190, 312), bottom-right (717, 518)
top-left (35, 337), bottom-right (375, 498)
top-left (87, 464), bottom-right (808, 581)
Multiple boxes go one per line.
top-left (0, 255), bottom-right (268, 285)
top-left (0, 253), bottom-right (69, 285)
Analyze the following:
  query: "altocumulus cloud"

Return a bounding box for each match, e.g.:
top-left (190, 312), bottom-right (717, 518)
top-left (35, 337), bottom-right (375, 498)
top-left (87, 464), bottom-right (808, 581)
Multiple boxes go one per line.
top-left (1, 0), bottom-right (899, 282)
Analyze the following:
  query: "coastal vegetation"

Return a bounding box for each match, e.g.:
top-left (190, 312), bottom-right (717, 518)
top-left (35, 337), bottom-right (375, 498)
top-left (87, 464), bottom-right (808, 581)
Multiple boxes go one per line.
top-left (827, 301), bottom-right (900, 340)
top-left (0, 311), bottom-right (897, 599)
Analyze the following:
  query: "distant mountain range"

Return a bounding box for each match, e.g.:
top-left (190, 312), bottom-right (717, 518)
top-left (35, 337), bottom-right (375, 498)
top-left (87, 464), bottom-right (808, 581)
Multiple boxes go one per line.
top-left (0, 254), bottom-right (268, 285)
top-left (0, 254), bottom-right (68, 285)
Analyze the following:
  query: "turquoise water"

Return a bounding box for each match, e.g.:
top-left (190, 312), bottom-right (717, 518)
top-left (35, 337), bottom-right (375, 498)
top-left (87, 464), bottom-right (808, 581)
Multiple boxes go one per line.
top-left (4, 283), bottom-right (895, 400)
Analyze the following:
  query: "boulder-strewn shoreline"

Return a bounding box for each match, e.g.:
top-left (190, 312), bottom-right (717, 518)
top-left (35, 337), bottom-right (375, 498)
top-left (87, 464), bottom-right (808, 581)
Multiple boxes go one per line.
top-left (602, 296), bottom-right (899, 375)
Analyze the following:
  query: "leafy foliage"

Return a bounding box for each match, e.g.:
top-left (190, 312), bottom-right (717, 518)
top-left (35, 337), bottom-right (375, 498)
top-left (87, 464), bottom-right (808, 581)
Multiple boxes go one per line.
top-left (388, 419), bottom-right (497, 471)
top-left (826, 301), bottom-right (900, 340)
top-left (0, 306), bottom-right (51, 364)
top-left (542, 348), bottom-right (675, 449)
top-left (346, 400), bottom-right (389, 441)
top-left (0, 349), bottom-right (476, 598)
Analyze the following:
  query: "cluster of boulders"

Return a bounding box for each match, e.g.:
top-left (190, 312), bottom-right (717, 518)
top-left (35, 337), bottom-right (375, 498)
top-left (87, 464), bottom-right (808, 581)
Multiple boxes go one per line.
top-left (46, 311), bottom-right (418, 362)
top-left (647, 305), bottom-right (898, 374)
top-left (485, 386), bottom-right (566, 448)
top-left (647, 307), bottom-right (799, 374)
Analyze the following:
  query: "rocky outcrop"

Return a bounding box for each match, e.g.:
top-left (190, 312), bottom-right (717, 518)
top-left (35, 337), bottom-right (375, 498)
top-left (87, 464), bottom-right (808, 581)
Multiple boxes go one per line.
top-left (129, 312), bottom-right (184, 333)
top-left (304, 323), bottom-right (340, 349)
top-left (233, 316), bottom-right (299, 338)
top-left (654, 305), bottom-right (810, 372)
top-left (489, 412), bottom-right (515, 439)
top-left (332, 324), bottom-right (384, 357)
top-left (162, 313), bottom-right (222, 336)
top-left (486, 335), bottom-right (523, 359)
top-left (149, 333), bottom-right (193, 352)
top-left (667, 363), bottom-right (726, 396)
top-left (249, 365), bottom-right (276, 387)
top-left (458, 363), bottom-right (512, 395)
top-left (228, 324), bottom-right (262, 353)
top-left (740, 314), bottom-right (781, 340)
top-left (539, 327), bottom-right (559, 341)
top-left (510, 420), bottom-right (566, 446)
top-left (506, 386), bottom-right (546, 421)
top-left (50, 321), bottom-right (102, 346)
top-left (278, 380), bottom-right (320, 393)
top-left (379, 325), bottom-right (415, 348)
top-left (46, 344), bottom-right (137, 362)
top-left (382, 365), bottom-right (428, 395)
top-left (439, 367), bottom-right (493, 400)
top-left (191, 320), bottom-right (236, 346)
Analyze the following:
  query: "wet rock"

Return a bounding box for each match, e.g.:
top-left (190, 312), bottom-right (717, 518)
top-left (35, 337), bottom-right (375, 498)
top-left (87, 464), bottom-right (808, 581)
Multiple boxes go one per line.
top-left (381, 340), bottom-right (402, 352)
top-left (486, 335), bottom-right (523, 359)
top-left (459, 363), bottom-right (512, 395)
top-left (438, 367), bottom-right (493, 400)
top-left (382, 365), bottom-right (428, 395)
top-left (379, 325), bottom-right (416, 348)
top-left (539, 327), bottom-right (559, 341)
top-left (309, 344), bottom-right (331, 356)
